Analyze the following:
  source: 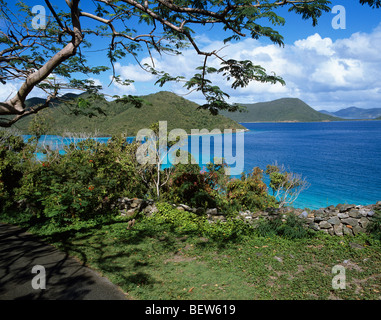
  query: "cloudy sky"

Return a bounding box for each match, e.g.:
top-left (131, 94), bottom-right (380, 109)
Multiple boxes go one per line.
top-left (1, 1), bottom-right (381, 112)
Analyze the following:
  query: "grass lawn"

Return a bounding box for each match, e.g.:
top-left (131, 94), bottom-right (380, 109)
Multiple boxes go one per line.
top-left (2, 210), bottom-right (380, 300)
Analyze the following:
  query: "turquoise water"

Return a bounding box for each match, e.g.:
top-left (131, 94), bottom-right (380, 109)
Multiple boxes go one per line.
top-left (25, 120), bottom-right (381, 210)
top-left (239, 121), bottom-right (381, 209)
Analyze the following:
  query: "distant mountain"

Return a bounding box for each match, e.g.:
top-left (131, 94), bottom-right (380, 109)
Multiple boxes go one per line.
top-left (333, 107), bottom-right (381, 119)
top-left (318, 106), bottom-right (381, 119)
top-left (220, 98), bottom-right (340, 122)
top-left (318, 109), bottom-right (337, 117)
top-left (18, 91), bottom-right (246, 136)
top-left (24, 93), bottom-right (83, 108)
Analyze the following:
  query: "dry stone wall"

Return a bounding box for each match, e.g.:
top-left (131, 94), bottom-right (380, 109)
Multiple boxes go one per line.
top-left (117, 197), bottom-right (380, 237)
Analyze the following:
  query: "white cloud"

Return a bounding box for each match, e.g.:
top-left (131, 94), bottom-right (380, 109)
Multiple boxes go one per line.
top-left (0, 82), bottom-right (18, 101)
top-left (3, 25), bottom-right (381, 113)
top-left (141, 25), bottom-right (381, 112)
top-left (114, 62), bottom-right (155, 82)
top-left (294, 33), bottom-right (335, 56)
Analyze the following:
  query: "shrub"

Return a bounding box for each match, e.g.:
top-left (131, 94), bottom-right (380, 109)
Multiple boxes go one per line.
top-left (225, 167), bottom-right (276, 212)
top-left (0, 131), bottom-right (35, 210)
top-left (149, 202), bottom-right (252, 242)
top-left (148, 202), bottom-right (201, 235)
top-left (367, 210), bottom-right (381, 241)
top-left (163, 162), bottom-right (218, 209)
top-left (16, 135), bottom-right (147, 224)
top-left (255, 213), bottom-right (313, 239)
top-left (201, 218), bottom-right (252, 242)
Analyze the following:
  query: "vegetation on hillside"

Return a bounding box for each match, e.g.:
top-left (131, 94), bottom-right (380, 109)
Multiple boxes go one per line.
top-left (13, 91), bottom-right (246, 136)
top-left (221, 98), bottom-right (342, 122)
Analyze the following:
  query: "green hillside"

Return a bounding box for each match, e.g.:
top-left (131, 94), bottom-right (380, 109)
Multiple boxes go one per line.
top-left (14, 91), bottom-right (246, 136)
top-left (221, 98), bottom-right (341, 122)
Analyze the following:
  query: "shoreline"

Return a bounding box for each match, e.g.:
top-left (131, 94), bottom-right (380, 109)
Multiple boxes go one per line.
top-left (240, 119), bottom-right (381, 124)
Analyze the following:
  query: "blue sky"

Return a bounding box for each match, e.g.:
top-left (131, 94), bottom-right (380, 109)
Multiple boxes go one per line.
top-left (1, 1), bottom-right (381, 111)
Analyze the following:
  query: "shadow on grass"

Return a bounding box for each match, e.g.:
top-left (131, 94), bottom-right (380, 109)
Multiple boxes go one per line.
top-left (0, 212), bottom-right (165, 299)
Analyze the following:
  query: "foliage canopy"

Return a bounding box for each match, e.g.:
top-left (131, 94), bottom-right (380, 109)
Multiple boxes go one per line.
top-left (0, 0), bottom-right (379, 127)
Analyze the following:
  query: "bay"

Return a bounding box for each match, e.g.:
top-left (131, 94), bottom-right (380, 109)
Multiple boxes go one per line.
top-left (25, 120), bottom-right (381, 210)
top-left (239, 121), bottom-right (381, 209)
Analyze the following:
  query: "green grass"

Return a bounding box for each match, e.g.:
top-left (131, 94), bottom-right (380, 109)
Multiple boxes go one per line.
top-left (2, 208), bottom-right (380, 300)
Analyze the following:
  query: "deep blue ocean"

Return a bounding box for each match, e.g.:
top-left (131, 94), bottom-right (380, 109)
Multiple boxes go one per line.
top-left (237, 121), bottom-right (381, 209)
top-left (26, 120), bottom-right (381, 210)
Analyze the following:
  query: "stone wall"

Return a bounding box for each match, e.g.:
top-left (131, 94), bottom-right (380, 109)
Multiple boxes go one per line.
top-left (117, 197), bottom-right (380, 236)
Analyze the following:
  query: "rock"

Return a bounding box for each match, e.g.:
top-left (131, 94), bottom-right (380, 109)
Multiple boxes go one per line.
top-left (144, 204), bottom-right (158, 217)
top-left (349, 242), bottom-right (365, 250)
top-left (206, 208), bottom-right (218, 216)
top-left (348, 209), bottom-right (361, 219)
top-left (337, 212), bottom-right (349, 219)
top-left (367, 210), bottom-right (375, 217)
top-left (341, 218), bottom-right (359, 227)
top-left (339, 204), bottom-right (356, 213)
top-left (124, 208), bottom-right (136, 217)
top-left (319, 221), bottom-right (332, 229)
top-left (334, 224), bottom-right (343, 236)
top-left (299, 211), bottom-right (308, 219)
top-left (212, 215), bottom-right (226, 222)
top-left (343, 225), bottom-right (353, 236)
top-left (179, 204), bottom-right (192, 211)
top-left (353, 225), bottom-right (366, 235)
top-left (143, 205), bottom-right (152, 213)
top-left (359, 217), bottom-right (370, 229)
top-left (305, 218), bottom-right (314, 225)
top-left (328, 228), bottom-right (335, 236)
top-left (266, 207), bottom-right (280, 216)
top-left (376, 201), bottom-right (381, 207)
top-left (314, 214), bottom-right (325, 222)
top-left (359, 208), bottom-right (370, 217)
top-left (327, 216), bottom-right (341, 226)
top-left (130, 198), bottom-right (143, 208)
top-left (309, 222), bottom-right (320, 231)
top-left (176, 206), bottom-right (185, 211)
top-left (326, 205), bottom-right (336, 212)
top-left (274, 256), bottom-right (283, 263)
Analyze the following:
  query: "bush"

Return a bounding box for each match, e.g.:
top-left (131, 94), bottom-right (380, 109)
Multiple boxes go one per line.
top-left (163, 162), bottom-right (219, 209)
top-left (225, 167), bottom-right (276, 213)
top-left (255, 213), bottom-right (313, 239)
top-left (148, 202), bottom-right (201, 235)
top-left (149, 202), bottom-right (252, 242)
top-left (0, 131), bottom-right (35, 210)
top-left (16, 135), bottom-right (147, 224)
top-left (367, 210), bottom-right (381, 241)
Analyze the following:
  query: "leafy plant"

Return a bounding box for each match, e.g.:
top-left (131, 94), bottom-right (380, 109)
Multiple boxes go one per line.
top-left (16, 135), bottom-right (146, 224)
top-left (0, 130), bottom-right (35, 210)
top-left (265, 162), bottom-right (310, 208)
top-left (255, 213), bottom-right (313, 239)
top-left (226, 167), bottom-right (276, 212)
top-left (367, 210), bottom-right (381, 241)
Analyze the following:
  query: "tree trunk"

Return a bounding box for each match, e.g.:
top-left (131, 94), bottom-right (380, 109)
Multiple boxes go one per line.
top-left (0, 0), bottom-right (83, 118)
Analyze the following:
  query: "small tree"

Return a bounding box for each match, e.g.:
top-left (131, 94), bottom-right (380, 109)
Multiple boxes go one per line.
top-left (265, 162), bottom-right (310, 208)
top-left (136, 121), bottom-right (187, 200)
